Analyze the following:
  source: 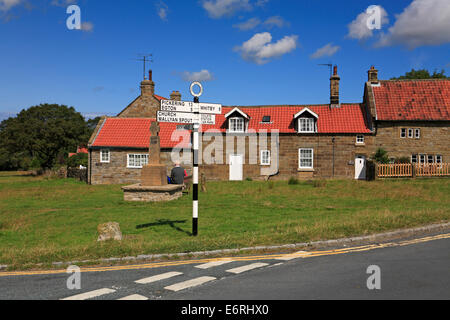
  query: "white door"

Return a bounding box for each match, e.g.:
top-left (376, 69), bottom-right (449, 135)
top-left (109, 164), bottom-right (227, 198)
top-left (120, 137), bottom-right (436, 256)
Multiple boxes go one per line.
top-left (229, 154), bottom-right (243, 181)
top-left (355, 156), bottom-right (366, 180)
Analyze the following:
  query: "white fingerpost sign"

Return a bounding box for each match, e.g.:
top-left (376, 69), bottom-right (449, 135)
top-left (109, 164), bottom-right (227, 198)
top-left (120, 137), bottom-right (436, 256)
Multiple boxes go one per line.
top-left (157, 82), bottom-right (221, 236)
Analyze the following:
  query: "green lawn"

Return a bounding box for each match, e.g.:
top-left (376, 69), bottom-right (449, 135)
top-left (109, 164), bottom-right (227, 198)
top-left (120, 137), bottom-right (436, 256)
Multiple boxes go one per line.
top-left (0, 172), bottom-right (449, 269)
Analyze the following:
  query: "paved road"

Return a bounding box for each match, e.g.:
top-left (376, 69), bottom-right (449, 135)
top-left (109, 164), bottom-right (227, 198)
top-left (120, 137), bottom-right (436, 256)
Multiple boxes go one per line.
top-left (0, 233), bottom-right (448, 300)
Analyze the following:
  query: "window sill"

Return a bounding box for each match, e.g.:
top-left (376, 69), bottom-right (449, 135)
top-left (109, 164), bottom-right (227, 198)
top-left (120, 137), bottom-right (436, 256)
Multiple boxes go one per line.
top-left (355, 143), bottom-right (366, 147)
top-left (298, 168), bottom-right (315, 172)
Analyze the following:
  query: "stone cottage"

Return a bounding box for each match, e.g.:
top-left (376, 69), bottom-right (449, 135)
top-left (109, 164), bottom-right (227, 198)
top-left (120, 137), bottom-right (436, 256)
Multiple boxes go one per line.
top-left (87, 67), bottom-right (449, 184)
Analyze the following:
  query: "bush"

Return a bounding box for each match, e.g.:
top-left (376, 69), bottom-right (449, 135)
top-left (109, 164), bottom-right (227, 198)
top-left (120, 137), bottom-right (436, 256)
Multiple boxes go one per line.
top-left (67, 153), bottom-right (88, 168)
top-left (373, 148), bottom-right (389, 164)
top-left (288, 177), bottom-right (299, 185)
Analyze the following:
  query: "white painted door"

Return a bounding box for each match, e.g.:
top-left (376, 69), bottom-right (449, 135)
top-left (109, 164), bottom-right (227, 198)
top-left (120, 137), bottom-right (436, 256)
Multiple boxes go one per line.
top-left (229, 154), bottom-right (243, 181)
top-left (355, 156), bottom-right (366, 180)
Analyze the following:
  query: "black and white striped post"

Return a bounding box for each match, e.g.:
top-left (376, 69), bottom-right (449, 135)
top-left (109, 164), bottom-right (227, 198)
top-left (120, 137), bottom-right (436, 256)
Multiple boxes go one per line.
top-left (192, 96), bottom-right (199, 237)
top-left (190, 82), bottom-right (203, 237)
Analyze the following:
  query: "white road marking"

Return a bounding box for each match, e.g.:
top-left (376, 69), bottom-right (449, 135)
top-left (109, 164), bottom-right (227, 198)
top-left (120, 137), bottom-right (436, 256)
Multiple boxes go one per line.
top-left (195, 260), bottom-right (234, 270)
top-left (118, 294), bottom-right (149, 301)
top-left (135, 271), bottom-right (183, 284)
top-left (164, 276), bottom-right (216, 292)
top-left (276, 251), bottom-right (312, 261)
top-left (226, 263), bottom-right (269, 274)
top-left (61, 288), bottom-right (116, 300)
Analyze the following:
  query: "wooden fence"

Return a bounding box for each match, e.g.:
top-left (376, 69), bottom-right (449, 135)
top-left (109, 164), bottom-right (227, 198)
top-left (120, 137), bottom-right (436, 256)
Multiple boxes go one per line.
top-left (377, 163), bottom-right (450, 178)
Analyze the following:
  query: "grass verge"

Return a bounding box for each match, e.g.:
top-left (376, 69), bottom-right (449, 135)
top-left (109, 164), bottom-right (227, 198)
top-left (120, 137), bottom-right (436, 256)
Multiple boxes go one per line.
top-left (0, 172), bottom-right (449, 270)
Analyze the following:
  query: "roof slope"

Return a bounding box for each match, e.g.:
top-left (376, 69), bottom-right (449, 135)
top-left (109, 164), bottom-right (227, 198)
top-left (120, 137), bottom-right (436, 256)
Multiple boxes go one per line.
top-left (90, 118), bottom-right (190, 149)
top-left (372, 80), bottom-right (450, 121)
top-left (202, 104), bottom-right (371, 134)
top-left (90, 104), bottom-right (370, 148)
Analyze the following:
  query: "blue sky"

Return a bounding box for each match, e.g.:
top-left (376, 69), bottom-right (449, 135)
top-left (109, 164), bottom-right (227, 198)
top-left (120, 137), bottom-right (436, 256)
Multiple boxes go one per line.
top-left (0, 0), bottom-right (449, 119)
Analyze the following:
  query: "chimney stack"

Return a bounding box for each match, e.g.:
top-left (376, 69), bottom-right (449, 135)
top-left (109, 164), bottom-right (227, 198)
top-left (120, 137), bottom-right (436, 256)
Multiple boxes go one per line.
top-left (330, 65), bottom-right (340, 106)
top-left (170, 91), bottom-right (182, 101)
top-left (140, 70), bottom-right (155, 97)
top-left (368, 66), bottom-right (379, 84)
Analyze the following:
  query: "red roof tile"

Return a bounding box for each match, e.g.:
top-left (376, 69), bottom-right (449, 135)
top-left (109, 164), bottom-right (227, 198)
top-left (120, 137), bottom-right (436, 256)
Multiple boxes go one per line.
top-left (202, 104), bottom-right (371, 134)
top-left (372, 80), bottom-right (450, 121)
top-left (91, 118), bottom-right (191, 149)
top-left (91, 104), bottom-right (370, 149)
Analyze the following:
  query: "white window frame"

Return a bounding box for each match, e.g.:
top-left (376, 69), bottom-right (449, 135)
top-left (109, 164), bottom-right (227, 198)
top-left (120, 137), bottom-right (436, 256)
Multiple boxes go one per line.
top-left (415, 129), bottom-right (421, 139)
top-left (427, 155), bottom-right (434, 164)
top-left (411, 154), bottom-right (418, 164)
top-left (299, 148), bottom-right (314, 169)
top-left (100, 149), bottom-right (110, 163)
top-left (436, 155), bottom-right (443, 164)
top-left (400, 128), bottom-right (407, 138)
top-left (419, 154), bottom-right (426, 164)
top-left (356, 135), bottom-right (365, 144)
top-left (260, 150), bottom-right (271, 166)
top-left (127, 154), bottom-right (149, 169)
top-left (298, 118), bottom-right (316, 133)
top-left (408, 128), bottom-right (414, 138)
top-left (229, 117), bottom-right (245, 133)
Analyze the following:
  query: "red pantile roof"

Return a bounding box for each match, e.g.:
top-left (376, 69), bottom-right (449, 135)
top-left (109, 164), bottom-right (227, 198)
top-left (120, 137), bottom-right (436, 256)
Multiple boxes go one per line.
top-left (201, 104), bottom-right (371, 134)
top-left (91, 118), bottom-right (191, 149)
top-left (90, 104), bottom-right (370, 149)
top-left (372, 80), bottom-right (450, 121)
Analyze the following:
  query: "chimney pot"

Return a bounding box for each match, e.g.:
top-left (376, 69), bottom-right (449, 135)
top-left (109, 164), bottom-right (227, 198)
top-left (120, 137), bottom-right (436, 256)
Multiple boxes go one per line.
top-left (330, 65), bottom-right (340, 106)
top-left (368, 66), bottom-right (379, 84)
top-left (170, 90), bottom-right (182, 101)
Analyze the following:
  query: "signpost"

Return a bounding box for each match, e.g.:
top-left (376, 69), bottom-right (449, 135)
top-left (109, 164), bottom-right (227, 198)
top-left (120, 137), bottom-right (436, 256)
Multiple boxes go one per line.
top-left (157, 82), bottom-right (221, 237)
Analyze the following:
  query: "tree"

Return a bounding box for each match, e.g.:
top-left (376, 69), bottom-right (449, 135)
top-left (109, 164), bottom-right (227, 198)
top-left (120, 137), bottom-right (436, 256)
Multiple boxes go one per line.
top-left (391, 69), bottom-right (449, 80)
top-left (0, 104), bottom-right (91, 170)
top-left (373, 148), bottom-right (389, 164)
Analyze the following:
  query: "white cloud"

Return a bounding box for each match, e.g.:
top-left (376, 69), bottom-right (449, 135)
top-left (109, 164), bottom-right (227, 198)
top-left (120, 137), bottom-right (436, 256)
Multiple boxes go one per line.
top-left (51, 0), bottom-right (77, 7)
top-left (156, 1), bottom-right (169, 21)
top-left (347, 5), bottom-right (388, 40)
top-left (310, 43), bottom-right (340, 59)
top-left (263, 16), bottom-right (289, 28)
top-left (233, 17), bottom-right (261, 30)
top-left (376, 0), bottom-right (450, 49)
top-left (0, 0), bottom-right (21, 12)
top-left (234, 32), bottom-right (298, 65)
top-left (202, 0), bottom-right (252, 19)
top-left (181, 70), bottom-right (215, 82)
top-left (233, 15), bottom-right (289, 31)
top-left (80, 21), bottom-right (94, 32)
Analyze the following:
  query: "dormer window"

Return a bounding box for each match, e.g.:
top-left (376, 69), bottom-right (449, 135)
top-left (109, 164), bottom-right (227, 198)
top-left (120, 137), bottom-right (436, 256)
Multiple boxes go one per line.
top-left (225, 107), bottom-right (249, 133)
top-left (229, 117), bottom-right (245, 133)
top-left (299, 118), bottom-right (315, 133)
top-left (294, 108), bottom-right (318, 134)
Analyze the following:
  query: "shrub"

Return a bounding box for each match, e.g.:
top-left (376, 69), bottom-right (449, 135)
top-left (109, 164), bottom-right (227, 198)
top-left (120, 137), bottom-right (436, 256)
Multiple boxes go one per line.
top-left (373, 148), bottom-right (389, 164)
top-left (288, 177), bottom-right (299, 185)
top-left (67, 153), bottom-right (88, 168)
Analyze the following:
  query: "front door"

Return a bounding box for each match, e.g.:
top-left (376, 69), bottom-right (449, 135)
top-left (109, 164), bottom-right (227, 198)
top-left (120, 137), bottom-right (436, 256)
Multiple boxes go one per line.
top-left (229, 154), bottom-right (243, 181)
top-left (355, 156), bottom-right (366, 180)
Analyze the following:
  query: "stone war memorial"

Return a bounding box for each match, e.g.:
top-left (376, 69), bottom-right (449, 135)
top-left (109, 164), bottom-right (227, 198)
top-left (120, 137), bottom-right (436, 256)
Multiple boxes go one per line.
top-left (122, 121), bottom-right (184, 202)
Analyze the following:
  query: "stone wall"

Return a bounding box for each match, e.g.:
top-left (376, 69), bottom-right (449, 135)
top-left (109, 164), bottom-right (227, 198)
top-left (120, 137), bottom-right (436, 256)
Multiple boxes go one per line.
top-left (89, 133), bottom-right (377, 184)
top-left (277, 134), bottom-right (373, 180)
top-left (372, 121), bottom-right (450, 162)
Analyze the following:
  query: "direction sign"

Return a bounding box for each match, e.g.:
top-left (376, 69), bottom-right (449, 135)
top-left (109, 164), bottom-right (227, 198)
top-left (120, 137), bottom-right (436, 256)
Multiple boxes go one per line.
top-left (198, 103), bottom-right (222, 115)
top-left (157, 111), bottom-right (216, 125)
top-left (160, 100), bottom-right (222, 115)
